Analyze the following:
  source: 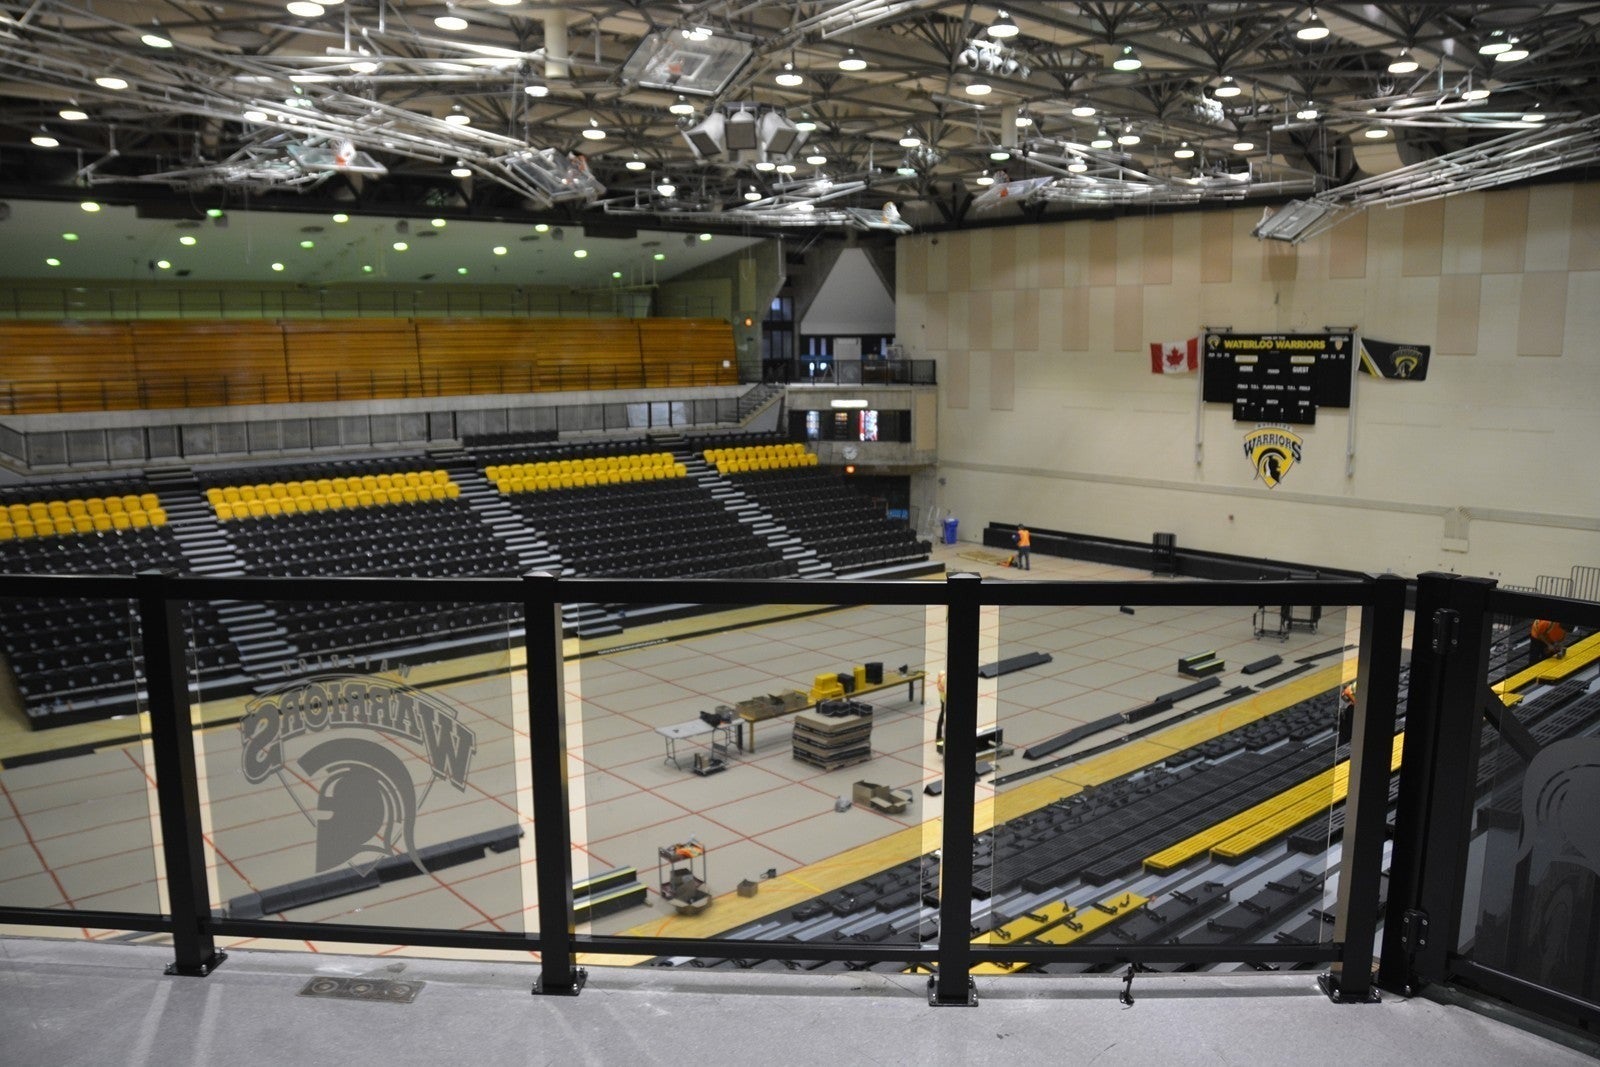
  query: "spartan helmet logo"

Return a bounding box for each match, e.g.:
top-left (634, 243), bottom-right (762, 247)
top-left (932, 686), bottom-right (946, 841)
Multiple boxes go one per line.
top-left (1242, 426), bottom-right (1304, 489)
top-left (300, 737), bottom-right (427, 876)
top-left (1515, 737), bottom-right (1600, 882)
top-left (1391, 346), bottom-right (1423, 378)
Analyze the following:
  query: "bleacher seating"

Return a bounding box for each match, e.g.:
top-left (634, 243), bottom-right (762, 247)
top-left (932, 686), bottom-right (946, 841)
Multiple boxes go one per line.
top-left (487, 451), bottom-right (687, 493)
top-left (704, 441), bottom-right (818, 475)
top-left (204, 463), bottom-right (522, 670)
top-left (500, 477), bottom-right (797, 580)
top-left (0, 479), bottom-right (244, 728)
top-left (726, 467), bottom-right (931, 574)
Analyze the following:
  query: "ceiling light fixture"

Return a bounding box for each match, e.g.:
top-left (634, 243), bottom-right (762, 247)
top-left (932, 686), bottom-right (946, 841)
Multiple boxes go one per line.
top-left (1173, 142), bottom-right (1194, 159)
top-left (59, 107), bottom-right (88, 121)
top-left (1232, 138), bottom-right (1254, 151)
top-left (493, 245), bottom-right (508, 255)
top-left (179, 235), bottom-right (197, 247)
top-left (62, 233), bottom-right (78, 241)
top-left (31, 131), bottom-right (59, 148)
top-left (94, 76), bottom-right (129, 90)
top-left (744, 186), bottom-right (761, 201)
top-left (450, 162), bottom-right (472, 178)
top-left (445, 111), bottom-right (471, 125)
top-left (754, 159), bottom-right (776, 172)
top-left (243, 109), bottom-right (267, 123)
top-left (806, 153), bottom-right (827, 165)
top-left (271, 262), bottom-right (285, 271)
top-left (392, 241), bottom-right (409, 251)
top-left (987, 9), bottom-right (1019, 39)
top-left (776, 61), bottom-right (803, 87)
top-left (1522, 104), bottom-right (1546, 123)
top-left (352, 60), bottom-right (379, 74)
top-left (573, 249), bottom-right (588, 258)
top-left (1496, 40), bottom-right (1530, 63)
top-left (1070, 103), bottom-right (1097, 118)
top-left (46, 258), bottom-right (61, 267)
top-left (141, 31), bottom-right (173, 49)
top-left (1478, 33), bottom-right (1512, 56)
top-left (838, 48), bottom-right (866, 72)
top-left (581, 118), bottom-right (606, 140)
top-left (653, 252), bottom-right (666, 261)
top-left (80, 201), bottom-right (101, 212)
top-left (1296, 102), bottom-right (1320, 121)
top-left (975, 170), bottom-right (994, 186)
top-left (776, 162), bottom-right (797, 174)
top-left (899, 127), bottom-right (920, 148)
top-left (699, 233), bottom-right (712, 242)
top-left (1067, 158), bottom-right (1088, 173)
top-left (1112, 45), bottom-right (1142, 72)
top-left (625, 154), bottom-right (647, 171)
top-left (1388, 49), bottom-right (1419, 74)
top-left (989, 148), bottom-right (1011, 161)
top-left (657, 180), bottom-right (676, 196)
top-left (669, 95), bottom-right (694, 116)
top-left (1090, 126), bottom-right (1114, 149)
top-left (1214, 75), bottom-right (1242, 98)
top-left (332, 213), bottom-right (349, 223)
top-left (434, 12), bottom-right (468, 31)
top-left (794, 115), bottom-right (817, 132)
top-left (1364, 127), bottom-right (1389, 138)
top-left (1117, 128), bottom-right (1140, 145)
top-left (286, 1), bottom-right (323, 17)
top-left (1296, 8), bottom-right (1330, 41)
top-left (525, 81), bottom-right (549, 97)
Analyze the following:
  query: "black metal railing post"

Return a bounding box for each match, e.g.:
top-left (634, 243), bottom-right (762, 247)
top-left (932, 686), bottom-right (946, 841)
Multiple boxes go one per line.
top-left (1378, 572), bottom-right (1496, 995)
top-left (524, 572), bottom-right (584, 995)
top-left (137, 571), bottom-right (226, 977)
top-left (932, 571), bottom-right (981, 1006)
top-left (1321, 573), bottom-right (1406, 1003)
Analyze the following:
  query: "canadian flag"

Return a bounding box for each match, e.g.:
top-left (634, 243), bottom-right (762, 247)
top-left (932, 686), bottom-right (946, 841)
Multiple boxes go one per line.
top-left (1150, 337), bottom-right (1199, 374)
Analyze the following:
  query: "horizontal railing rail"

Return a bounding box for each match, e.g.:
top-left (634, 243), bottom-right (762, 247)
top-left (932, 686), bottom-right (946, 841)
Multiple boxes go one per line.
top-left (0, 570), bottom-right (1400, 1004)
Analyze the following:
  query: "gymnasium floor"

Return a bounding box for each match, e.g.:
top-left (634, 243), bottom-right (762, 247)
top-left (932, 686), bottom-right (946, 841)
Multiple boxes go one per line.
top-left (0, 544), bottom-right (1361, 961)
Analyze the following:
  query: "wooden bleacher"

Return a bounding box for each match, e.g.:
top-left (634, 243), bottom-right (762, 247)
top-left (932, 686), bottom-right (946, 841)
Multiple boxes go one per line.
top-left (0, 316), bottom-right (737, 414)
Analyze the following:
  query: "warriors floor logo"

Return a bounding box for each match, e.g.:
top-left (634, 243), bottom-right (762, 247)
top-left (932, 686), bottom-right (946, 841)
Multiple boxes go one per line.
top-left (240, 674), bottom-right (477, 876)
top-left (1242, 425), bottom-right (1304, 489)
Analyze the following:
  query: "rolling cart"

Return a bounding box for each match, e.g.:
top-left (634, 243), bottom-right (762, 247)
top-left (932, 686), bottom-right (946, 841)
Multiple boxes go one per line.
top-left (657, 839), bottom-right (712, 915)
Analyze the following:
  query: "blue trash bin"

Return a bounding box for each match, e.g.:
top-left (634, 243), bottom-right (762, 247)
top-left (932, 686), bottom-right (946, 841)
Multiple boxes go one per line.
top-left (942, 517), bottom-right (959, 545)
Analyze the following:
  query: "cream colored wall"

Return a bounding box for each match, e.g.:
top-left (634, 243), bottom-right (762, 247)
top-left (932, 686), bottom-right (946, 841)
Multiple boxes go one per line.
top-left (897, 182), bottom-right (1600, 586)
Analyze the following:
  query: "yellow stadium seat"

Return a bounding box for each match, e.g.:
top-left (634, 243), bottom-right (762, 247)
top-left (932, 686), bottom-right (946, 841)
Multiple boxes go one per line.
top-left (27, 502), bottom-right (48, 520)
top-left (432, 470), bottom-right (449, 485)
top-left (73, 515), bottom-right (93, 534)
top-left (48, 500), bottom-right (68, 518)
top-left (106, 497), bottom-right (127, 514)
top-left (316, 479), bottom-right (333, 495)
top-left (92, 513), bottom-right (112, 531)
top-left (401, 488), bottom-right (418, 504)
top-left (375, 475), bottom-right (391, 490)
top-left (362, 475), bottom-right (379, 490)
top-left (215, 502), bottom-right (234, 521)
top-left (16, 520), bottom-right (36, 538)
top-left (149, 508), bottom-right (168, 526)
top-left (237, 486), bottom-right (257, 503)
top-left (403, 472), bottom-right (420, 487)
top-left (372, 489), bottom-right (390, 505)
top-left (130, 510), bottom-right (150, 527)
top-left (340, 492), bottom-right (358, 508)
top-left (358, 491), bottom-right (375, 507)
top-left (280, 498), bottom-right (299, 515)
top-left (205, 488), bottom-right (224, 505)
top-left (674, 463), bottom-right (687, 477)
top-left (0, 523), bottom-right (11, 540)
top-left (6, 503), bottom-right (26, 521)
top-left (36, 518), bottom-right (56, 536)
top-left (310, 495), bottom-right (328, 511)
top-left (267, 483), bottom-right (285, 497)
top-left (528, 477), bottom-right (545, 492)
top-left (326, 494), bottom-right (345, 510)
top-left (112, 511), bottom-right (133, 528)
top-left (485, 465), bottom-right (500, 480)
top-left (443, 483), bottom-right (460, 499)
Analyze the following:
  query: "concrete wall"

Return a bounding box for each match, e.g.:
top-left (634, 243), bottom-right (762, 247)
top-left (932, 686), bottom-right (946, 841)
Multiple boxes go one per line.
top-left (897, 182), bottom-right (1600, 587)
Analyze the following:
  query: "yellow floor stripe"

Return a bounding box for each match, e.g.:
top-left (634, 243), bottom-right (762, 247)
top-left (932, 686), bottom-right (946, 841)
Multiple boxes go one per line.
top-left (1491, 631), bottom-right (1600, 699)
top-left (978, 899), bottom-right (1079, 946)
top-left (971, 891), bottom-right (1147, 974)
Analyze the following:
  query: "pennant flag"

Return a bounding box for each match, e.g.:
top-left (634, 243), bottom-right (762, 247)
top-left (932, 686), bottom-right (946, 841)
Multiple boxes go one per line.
top-left (1150, 337), bottom-right (1199, 374)
top-left (1360, 337), bottom-right (1431, 380)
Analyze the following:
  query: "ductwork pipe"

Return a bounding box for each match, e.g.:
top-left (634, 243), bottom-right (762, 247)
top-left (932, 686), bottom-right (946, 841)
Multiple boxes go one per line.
top-left (544, 10), bottom-right (569, 82)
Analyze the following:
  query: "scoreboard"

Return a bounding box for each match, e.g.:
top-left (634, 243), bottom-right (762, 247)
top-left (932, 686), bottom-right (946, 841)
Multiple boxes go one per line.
top-left (1202, 331), bottom-right (1353, 424)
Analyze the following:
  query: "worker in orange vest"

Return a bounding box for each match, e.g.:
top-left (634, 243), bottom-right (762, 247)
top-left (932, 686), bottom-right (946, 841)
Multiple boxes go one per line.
top-left (1338, 681), bottom-right (1357, 744)
top-left (1013, 524), bottom-right (1031, 570)
top-left (1529, 619), bottom-right (1568, 667)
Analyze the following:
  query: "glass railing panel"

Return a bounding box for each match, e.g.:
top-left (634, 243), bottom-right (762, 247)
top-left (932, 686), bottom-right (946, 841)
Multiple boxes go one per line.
top-left (980, 594), bottom-right (1357, 972)
top-left (0, 590), bottom-right (161, 922)
top-left (1457, 597), bottom-right (1599, 1007)
top-left (190, 594), bottom-right (531, 945)
top-left (569, 598), bottom-right (940, 969)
